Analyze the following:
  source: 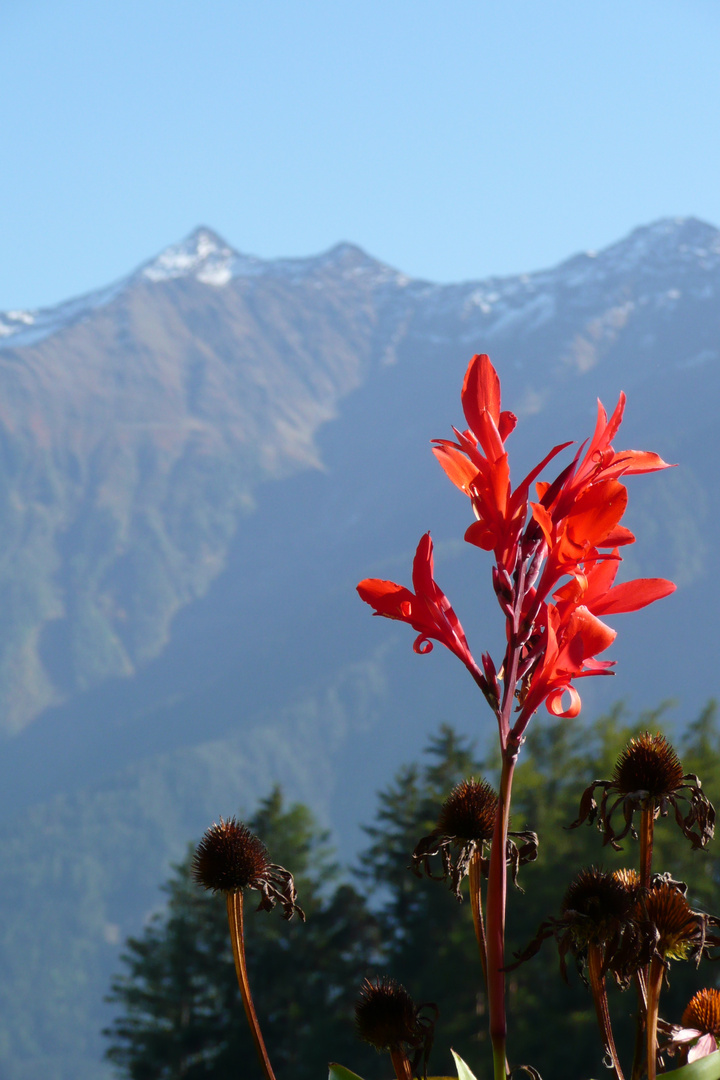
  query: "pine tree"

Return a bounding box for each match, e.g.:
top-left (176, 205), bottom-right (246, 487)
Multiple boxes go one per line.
top-left (359, 722), bottom-right (494, 1073)
top-left (104, 787), bottom-right (380, 1080)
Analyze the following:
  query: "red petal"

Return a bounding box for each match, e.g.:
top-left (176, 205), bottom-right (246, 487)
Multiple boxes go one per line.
top-left (464, 519), bottom-right (497, 551)
top-left (598, 525), bottom-right (635, 547)
top-left (530, 502), bottom-right (554, 547)
top-left (565, 606), bottom-right (617, 664)
top-left (432, 443), bottom-right (478, 494)
top-left (498, 410), bottom-right (517, 441)
top-left (611, 450), bottom-right (675, 476)
top-left (590, 578), bottom-right (676, 615)
top-left (462, 354), bottom-right (501, 435)
top-left (356, 579), bottom-right (414, 618)
top-left (566, 480), bottom-right (627, 548)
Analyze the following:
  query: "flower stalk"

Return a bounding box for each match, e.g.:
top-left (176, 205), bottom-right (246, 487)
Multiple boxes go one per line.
top-left (468, 848), bottom-right (488, 984)
top-left (640, 803), bottom-right (655, 891)
top-left (587, 942), bottom-right (625, 1080)
top-left (486, 750), bottom-right (516, 1080)
top-left (192, 817), bottom-right (303, 1080)
top-left (389, 1048), bottom-right (414, 1080)
top-left (226, 891), bottom-right (277, 1080)
top-left (358, 352), bottom-right (676, 1076)
top-left (646, 953), bottom-right (665, 1080)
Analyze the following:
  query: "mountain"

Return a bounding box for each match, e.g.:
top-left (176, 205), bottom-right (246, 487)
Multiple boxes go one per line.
top-left (0, 218), bottom-right (718, 1080)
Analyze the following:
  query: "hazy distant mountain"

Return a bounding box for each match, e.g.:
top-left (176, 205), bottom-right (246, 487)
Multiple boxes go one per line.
top-left (0, 218), bottom-right (718, 1080)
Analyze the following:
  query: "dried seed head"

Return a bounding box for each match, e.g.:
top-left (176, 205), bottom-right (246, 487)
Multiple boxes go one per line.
top-left (436, 778), bottom-right (498, 841)
top-left (643, 882), bottom-right (700, 961)
top-left (562, 866), bottom-right (640, 945)
top-left (682, 989), bottom-right (720, 1035)
top-left (612, 733), bottom-right (685, 798)
top-left (355, 977), bottom-right (423, 1051)
top-left (193, 818), bottom-right (271, 893)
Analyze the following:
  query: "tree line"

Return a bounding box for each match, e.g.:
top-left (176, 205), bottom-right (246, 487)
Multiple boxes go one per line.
top-left (104, 701), bottom-right (720, 1079)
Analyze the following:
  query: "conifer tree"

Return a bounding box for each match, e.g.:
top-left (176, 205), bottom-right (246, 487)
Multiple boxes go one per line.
top-left (104, 787), bottom-right (380, 1080)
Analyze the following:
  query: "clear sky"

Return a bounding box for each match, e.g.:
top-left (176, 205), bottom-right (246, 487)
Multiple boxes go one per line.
top-left (2, 0), bottom-right (719, 310)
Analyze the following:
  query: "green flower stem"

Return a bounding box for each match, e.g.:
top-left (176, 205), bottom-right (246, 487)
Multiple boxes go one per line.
top-left (226, 891), bottom-right (278, 1080)
top-left (587, 943), bottom-right (625, 1080)
top-left (484, 551), bottom-right (530, 1080)
top-left (468, 848), bottom-right (489, 986)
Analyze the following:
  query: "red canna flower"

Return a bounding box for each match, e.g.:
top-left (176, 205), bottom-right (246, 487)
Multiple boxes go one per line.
top-left (552, 549), bottom-right (677, 620)
top-left (518, 602), bottom-right (617, 722)
top-left (550, 394), bottom-right (672, 521)
top-left (432, 354), bottom-right (569, 568)
top-left (357, 350), bottom-right (678, 1079)
top-left (357, 533), bottom-right (487, 693)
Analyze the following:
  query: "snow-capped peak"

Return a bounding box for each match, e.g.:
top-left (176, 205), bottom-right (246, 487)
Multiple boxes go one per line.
top-left (141, 227), bottom-right (244, 286)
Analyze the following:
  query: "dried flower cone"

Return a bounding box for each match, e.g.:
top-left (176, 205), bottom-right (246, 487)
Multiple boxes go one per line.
top-left (193, 817), bottom-right (303, 1080)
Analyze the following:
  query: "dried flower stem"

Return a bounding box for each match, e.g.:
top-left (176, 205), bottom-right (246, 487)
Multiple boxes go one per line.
top-left (389, 1048), bottom-right (414, 1080)
top-left (639, 804), bottom-right (655, 891)
top-left (645, 954), bottom-right (665, 1080)
top-left (226, 891), bottom-right (277, 1080)
top-left (469, 848), bottom-right (489, 985)
top-left (630, 970), bottom-right (648, 1080)
top-left (633, 804), bottom-right (654, 1080)
top-left (587, 943), bottom-right (625, 1080)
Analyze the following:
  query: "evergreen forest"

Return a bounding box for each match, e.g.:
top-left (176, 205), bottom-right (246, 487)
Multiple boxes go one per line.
top-left (104, 702), bottom-right (720, 1080)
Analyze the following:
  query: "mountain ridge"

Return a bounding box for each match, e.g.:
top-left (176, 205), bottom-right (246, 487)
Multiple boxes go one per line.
top-left (0, 216), bottom-right (718, 1079)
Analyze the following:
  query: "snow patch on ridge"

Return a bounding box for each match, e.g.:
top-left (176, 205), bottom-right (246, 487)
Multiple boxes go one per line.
top-left (0, 280), bottom-right (126, 350)
top-left (2, 217), bottom-right (719, 353)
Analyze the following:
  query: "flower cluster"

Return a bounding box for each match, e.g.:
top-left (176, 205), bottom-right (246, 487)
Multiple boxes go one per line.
top-left (358, 354), bottom-right (675, 743)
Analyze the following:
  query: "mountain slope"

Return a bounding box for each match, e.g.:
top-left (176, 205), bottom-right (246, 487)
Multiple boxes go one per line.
top-left (0, 217), bottom-right (718, 1080)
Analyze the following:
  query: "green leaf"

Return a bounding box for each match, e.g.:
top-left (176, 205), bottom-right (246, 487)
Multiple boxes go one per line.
top-left (328, 1065), bottom-right (367, 1080)
top-left (451, 1049), bottom-right (481, 1080)
top-left (660, 1048), bottom-right (720, 1079)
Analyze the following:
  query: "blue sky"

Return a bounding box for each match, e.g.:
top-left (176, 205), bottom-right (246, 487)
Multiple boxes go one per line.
top-left (2, 0), bottom-right (719, 309)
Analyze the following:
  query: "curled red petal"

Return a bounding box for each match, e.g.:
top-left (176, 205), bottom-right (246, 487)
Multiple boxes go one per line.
top-left (546, 685), bottom-right (582, 718)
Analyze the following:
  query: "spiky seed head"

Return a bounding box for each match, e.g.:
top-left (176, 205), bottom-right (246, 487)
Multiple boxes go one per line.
top-left (682, 989), bottom-right (720, 1035)
top-left (355, 977), bottom-right (420, 1051)
top-left (612, 732), bottom-right (685, 798)
top-left (643, 882), bottom-right (699, 961)
top-left (562, 867), bottom-right (640, 946)
top-left (192, 818), bottom-right (270, 893)
top-left (436, 778), bottom-right (498, 842)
